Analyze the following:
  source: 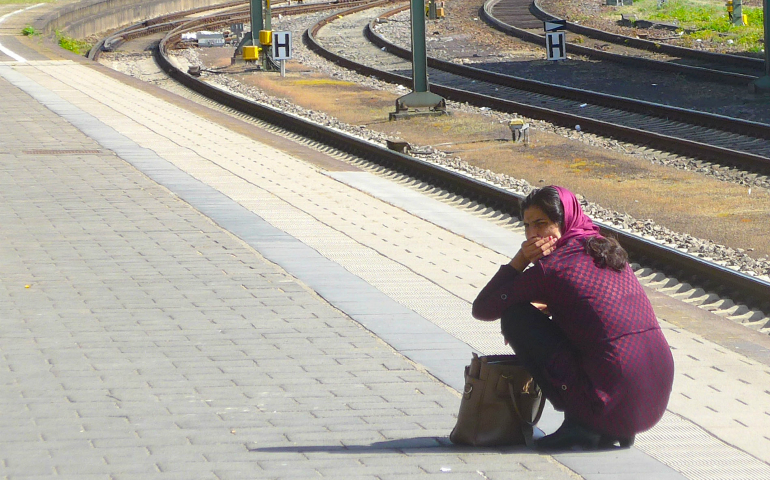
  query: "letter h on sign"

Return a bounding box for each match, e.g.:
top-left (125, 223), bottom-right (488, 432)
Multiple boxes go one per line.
top-left (272, 31), bottom-right (292, 60)
top-left (546, 32), bottom-right (566, 61)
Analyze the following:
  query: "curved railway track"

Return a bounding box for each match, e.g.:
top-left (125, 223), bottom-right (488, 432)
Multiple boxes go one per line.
top-left (323, 5), bottom-right (770, 177)
top-left (483, 0), bottom-right (766, 85)
top-left (91, 1), bottom-right (769, 327)
top-left (89, 0), bottom-right (247, 60)
top-left (88, 0), bottom-right (371, 61)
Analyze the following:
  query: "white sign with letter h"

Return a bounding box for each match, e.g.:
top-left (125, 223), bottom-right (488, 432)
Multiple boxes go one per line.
top-left (546, 32), bottom-right (566, 61)
top-left (271, 31), bottom-right (292, 60)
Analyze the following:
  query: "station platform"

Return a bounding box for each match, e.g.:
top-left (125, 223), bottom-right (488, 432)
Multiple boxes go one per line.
top-left (2, 23), bottom-right (770, 480)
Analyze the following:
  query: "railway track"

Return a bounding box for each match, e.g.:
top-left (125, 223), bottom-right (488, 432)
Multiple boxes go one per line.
top-left (88, 0), bottom-right (247, 60)
top-left (484, 0), bottom-right (766, 85)
top-left (88, 0), bottom-right (372, 61)
top-left (93, 1), bottom-right (769, 329)
top-left (330, 6), bottom-right (770, 178)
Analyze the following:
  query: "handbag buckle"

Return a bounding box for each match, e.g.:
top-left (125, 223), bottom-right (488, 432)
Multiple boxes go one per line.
top-left (522, 378), bottom-right (536, 395)
top-left (463, 384), bottom-right (473, 398)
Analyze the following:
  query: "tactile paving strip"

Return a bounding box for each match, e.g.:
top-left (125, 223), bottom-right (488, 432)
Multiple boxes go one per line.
top-left (636, 411), bottom-right (770, 480)
top-left (24, 149), bottom-right (102, 154)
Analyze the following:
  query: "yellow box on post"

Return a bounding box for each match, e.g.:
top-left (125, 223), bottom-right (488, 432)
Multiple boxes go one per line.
top-left (436, 7), bottom-right (445, 17)
top-left (243, 45), bottom-right (260, 61)
top-left (259, 30), bottom-right (272, 46)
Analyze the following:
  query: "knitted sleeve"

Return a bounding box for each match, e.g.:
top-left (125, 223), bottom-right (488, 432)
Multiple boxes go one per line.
top-left (472, 263), bottom-right (548, 320)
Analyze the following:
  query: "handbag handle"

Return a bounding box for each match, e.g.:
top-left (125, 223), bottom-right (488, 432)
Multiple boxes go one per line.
top-left (508, 379), bottom-right (545, 427)
top-left (507, 379), bottom-right (546, 448)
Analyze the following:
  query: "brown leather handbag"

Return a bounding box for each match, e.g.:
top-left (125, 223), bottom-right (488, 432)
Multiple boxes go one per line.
top-left (450, 353), bottom-right (545, 447)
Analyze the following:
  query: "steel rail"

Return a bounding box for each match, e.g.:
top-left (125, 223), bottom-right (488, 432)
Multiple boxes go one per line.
top-left (367, 6), bottom-right (770, 142)
top-left (530, 0), bottom-right (764, 70)
top-left (88, 0), bottom-right (249, 60)
top-left (144, 3), bottom-right (769, 311)
top-left (308, 10), bottom-right (770, 173)
top-left (89, 0), bottom-right (367, 61)
top-left (480, 0), bottom-right (759, 85)
top-left (158, 0), bottom-right (375, 51)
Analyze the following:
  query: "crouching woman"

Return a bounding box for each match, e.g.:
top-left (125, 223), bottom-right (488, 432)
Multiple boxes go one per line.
top-left (472, 186), bottom-right (674, 450)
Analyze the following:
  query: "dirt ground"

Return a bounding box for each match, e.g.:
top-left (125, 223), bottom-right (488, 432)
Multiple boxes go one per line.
top-left (193, 12), bottom-right (769, 263)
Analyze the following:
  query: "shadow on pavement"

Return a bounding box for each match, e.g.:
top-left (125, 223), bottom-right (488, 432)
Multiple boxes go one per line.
top-left (247, 437), bottom-right (535, 454)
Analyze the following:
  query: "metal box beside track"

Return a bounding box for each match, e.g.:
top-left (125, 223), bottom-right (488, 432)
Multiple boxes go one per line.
top-left (259, 30), bottom-right (272, 46)
top-left (243, 45), bottom-right (260, 60)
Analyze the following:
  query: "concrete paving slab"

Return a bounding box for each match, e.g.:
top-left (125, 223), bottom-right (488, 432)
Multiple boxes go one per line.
top-left (327, 171), bottom-right (523, 258)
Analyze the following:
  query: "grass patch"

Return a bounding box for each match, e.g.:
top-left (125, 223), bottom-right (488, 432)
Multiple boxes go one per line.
top-left (21, 25), bottom-right (39, 36)
top-left (568, 158), bottom-right (608, 174)
top-left (611, 0), bottom-right (764, 52)
top-left (55, 30), bottom-right (91, 55)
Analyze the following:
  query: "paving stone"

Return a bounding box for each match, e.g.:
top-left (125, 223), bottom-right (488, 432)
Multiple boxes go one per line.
top-left (11, 476), bottom-right (113, 480)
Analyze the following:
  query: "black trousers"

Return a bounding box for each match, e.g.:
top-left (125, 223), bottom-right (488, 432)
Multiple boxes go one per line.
top-left (500, 303), bottom-right (572, 412)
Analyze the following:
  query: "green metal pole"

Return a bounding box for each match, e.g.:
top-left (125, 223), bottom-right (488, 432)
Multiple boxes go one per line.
top-left (410, 0), bottom-right (428, 92)
top-left (250, 0), bottom-right (263, 45)
top-left (262, 0), bottom-right (271, 70)
top-left (265, 0), bottom-right (271, 32)
top-left (752, 0), bottom-right (770, 91)
top-left (764, 0), bottom-right (769, 77)
top-left (390, 0), bottom-right (446, 118)
top-left (733, 0), bottom-right (744, 26)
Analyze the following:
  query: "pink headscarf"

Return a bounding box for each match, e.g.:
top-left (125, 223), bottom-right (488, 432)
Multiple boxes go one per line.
top-left (553, 186), bottom-right (601, 248)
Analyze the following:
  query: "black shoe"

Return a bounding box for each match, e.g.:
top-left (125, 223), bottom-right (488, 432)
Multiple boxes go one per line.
top-left (599, 434), bottom-right (635, 449)
top-left (535, 419), bottom-right (601, 451)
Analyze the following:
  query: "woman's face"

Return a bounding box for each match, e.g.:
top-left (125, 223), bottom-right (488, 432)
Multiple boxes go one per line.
top-left (523, 206), bottom-right (562, 241)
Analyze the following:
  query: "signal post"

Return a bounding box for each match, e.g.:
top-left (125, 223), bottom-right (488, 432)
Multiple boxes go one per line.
top-left (390, 0), bottom-right (447, 120)
top-left (750, 0), bottom-right (769, 93)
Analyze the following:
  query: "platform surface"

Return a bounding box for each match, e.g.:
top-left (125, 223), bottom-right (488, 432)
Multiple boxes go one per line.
top-left (1, 29), bottom-right (770, 480)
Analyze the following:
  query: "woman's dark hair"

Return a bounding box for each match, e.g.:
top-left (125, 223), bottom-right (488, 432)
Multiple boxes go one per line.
top-left (520, 186), bottom-right (564, 228)
top-left (520, 187), bottom-right (628, 272)
top-left (584, 236), bottom-right (628, 272)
